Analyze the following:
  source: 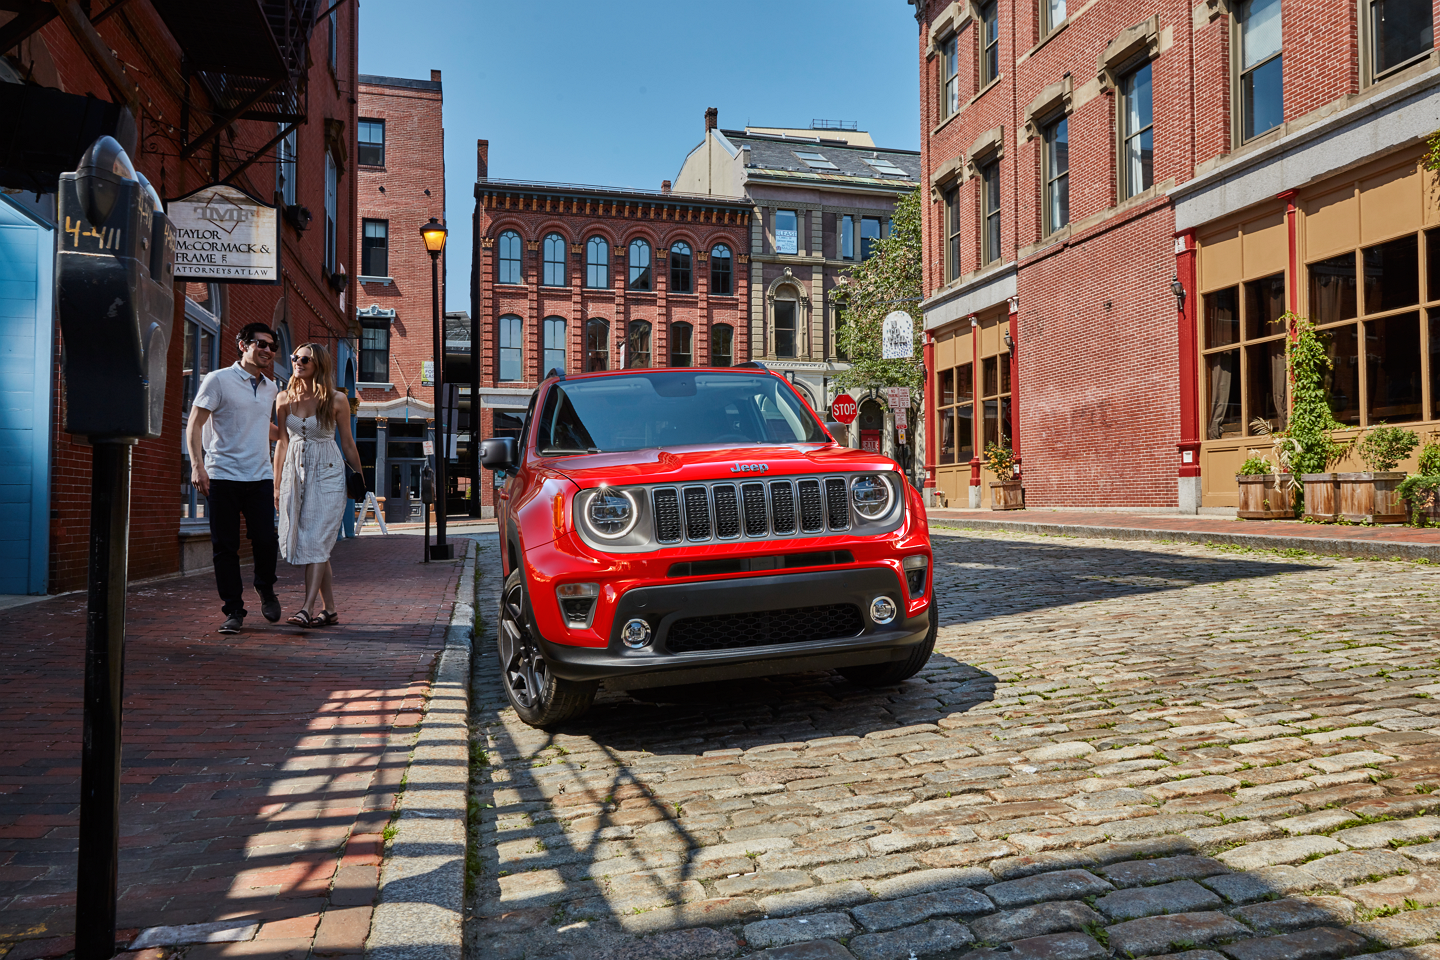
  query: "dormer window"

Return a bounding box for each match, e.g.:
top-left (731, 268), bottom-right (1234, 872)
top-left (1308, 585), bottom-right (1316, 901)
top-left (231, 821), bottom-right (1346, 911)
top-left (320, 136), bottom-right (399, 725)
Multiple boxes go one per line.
top-left (794, 151), bottom-right (838, 170)
top-left (863, 157), bottom-right (910, 178)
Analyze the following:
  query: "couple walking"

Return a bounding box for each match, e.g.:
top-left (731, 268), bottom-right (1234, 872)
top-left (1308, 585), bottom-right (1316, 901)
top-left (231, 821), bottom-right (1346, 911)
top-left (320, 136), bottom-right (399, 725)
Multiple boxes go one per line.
top-left (185, 323), bottom-right (366, 633)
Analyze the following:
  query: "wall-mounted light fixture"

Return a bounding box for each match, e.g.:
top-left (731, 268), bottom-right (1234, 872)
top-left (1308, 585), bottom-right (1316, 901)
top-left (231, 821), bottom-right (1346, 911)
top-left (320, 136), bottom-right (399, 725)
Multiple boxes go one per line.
top-left (1003, 330), bottom-right (1015, 353)
top-left (1171, 276), bottom-right (1186, 310)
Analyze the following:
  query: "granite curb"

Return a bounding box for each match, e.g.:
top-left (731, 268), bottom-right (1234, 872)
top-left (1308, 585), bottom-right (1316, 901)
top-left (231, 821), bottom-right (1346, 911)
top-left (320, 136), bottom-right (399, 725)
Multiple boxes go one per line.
top-left (365, 538), bottom-right (477, 960)
top-left (931, 517), bottom-right (1440, 561)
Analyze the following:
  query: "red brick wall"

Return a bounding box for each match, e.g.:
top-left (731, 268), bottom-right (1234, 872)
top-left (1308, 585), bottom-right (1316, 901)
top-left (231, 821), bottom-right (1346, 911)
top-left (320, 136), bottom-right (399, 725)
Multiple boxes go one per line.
top-left (37, 4), bottom-right (358, 591)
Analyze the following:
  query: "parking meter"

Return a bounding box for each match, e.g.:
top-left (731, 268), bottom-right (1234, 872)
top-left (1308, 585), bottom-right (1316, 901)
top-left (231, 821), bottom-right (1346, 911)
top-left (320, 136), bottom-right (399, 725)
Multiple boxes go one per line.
top-left (420, 464), bottom-right (436, 504)
top-left (56, 135), bottom-right (175, 440)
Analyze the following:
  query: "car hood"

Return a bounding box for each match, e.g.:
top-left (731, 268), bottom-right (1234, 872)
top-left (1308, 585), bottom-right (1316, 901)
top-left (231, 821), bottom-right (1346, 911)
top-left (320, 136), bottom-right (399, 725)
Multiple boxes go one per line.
top-left (539, 444), bottom-right (900, 487)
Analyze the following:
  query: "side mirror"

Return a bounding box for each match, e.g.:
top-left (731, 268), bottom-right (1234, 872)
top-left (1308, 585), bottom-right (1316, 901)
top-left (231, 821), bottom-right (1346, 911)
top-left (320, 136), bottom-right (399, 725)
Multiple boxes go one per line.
top-left (480, 437), bottom-right (518, 471)
top-left (825, 421), bottom-right (847, 445)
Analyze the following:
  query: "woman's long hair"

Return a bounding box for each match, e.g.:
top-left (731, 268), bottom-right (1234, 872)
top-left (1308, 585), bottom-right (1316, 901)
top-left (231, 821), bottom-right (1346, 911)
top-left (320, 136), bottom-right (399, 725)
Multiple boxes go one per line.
top-left (285, 342), bottom-right (336, 430)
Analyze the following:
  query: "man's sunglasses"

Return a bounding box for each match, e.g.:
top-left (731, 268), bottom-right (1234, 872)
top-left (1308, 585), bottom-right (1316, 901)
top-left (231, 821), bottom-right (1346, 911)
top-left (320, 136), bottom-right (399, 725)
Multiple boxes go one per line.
top-left (245, 338), bottom-right (278, 352)
top-left (291, 355), bottom-right (313, 365)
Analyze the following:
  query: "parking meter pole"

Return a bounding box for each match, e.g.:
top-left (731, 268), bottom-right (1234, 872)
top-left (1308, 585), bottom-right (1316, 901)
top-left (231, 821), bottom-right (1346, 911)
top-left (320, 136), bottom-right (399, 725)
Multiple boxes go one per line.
top-left (75, 439), bottom-right (133, 960)
top-left (423, 499), bottom-right (431, 564)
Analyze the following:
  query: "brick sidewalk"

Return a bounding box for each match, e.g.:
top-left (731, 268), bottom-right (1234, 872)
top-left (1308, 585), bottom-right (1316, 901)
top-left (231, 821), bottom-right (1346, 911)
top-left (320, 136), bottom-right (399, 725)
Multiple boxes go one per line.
top-left (0, 533), bottom-right (469, 960)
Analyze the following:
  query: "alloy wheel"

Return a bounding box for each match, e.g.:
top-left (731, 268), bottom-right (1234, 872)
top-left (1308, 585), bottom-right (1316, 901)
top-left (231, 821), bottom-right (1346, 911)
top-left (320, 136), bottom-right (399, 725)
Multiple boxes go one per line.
top-left (499, 579), bottom-right (547, 708)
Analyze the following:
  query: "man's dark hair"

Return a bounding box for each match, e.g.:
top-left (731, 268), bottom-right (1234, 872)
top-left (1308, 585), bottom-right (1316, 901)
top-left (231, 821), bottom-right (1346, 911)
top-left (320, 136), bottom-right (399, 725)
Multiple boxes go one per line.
top-left (238, 322), bottom-right (276, 345)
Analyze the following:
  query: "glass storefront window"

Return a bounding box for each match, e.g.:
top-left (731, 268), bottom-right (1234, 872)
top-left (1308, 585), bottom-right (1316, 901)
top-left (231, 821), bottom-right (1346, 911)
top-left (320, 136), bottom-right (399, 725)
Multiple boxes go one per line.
top-left (1202, 271), bottom-right (1287, 437)
top-left (1363, 235), bottom-right (1419, 314)
top-left (936, 361), bottom-right (974, 466)
top-left (1367, 311), bottom-right (1422, 422)
top-left (1206, 350), bottom-right (1242, 439)
top-left (1310, 252), bottom-right (1357, 324)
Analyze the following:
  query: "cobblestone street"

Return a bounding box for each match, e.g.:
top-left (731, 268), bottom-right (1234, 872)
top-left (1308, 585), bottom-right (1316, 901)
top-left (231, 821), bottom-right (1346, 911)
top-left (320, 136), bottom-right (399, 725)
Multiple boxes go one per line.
top-left (469, 528), bottom-right (1440, 960)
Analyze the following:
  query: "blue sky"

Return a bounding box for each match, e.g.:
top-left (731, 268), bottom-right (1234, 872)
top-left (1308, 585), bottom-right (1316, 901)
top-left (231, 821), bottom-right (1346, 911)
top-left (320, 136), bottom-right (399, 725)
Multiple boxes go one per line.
top-left (358, 0), bottom-right (922, 311)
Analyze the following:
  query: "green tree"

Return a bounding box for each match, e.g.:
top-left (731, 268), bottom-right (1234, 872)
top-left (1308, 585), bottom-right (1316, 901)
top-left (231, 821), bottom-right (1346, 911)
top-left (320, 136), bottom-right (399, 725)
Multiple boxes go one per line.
top-left (832, 185), bottom-right (923, 392)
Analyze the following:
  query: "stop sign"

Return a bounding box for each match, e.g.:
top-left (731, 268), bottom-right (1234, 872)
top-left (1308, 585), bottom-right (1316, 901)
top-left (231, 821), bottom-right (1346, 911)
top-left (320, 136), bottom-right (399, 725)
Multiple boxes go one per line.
top-left (830, 393), bottom-right (858, 424)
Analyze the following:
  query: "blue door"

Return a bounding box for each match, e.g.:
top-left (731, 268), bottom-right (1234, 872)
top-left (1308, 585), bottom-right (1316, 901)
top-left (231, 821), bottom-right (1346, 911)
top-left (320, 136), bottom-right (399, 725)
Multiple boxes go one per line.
top-left (0, 196), bottom-right (54, 595)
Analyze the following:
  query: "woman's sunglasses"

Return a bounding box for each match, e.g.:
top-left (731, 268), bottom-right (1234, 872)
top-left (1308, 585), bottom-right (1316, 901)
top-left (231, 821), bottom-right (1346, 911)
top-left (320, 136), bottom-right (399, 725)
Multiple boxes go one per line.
top-left (291, 355), bottom-right (313, 365)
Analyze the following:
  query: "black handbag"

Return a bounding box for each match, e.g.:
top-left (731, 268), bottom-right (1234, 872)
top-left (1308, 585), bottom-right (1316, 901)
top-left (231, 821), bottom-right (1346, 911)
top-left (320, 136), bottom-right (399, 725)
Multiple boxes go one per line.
top-left (345, 468), bottom-right (367, 501)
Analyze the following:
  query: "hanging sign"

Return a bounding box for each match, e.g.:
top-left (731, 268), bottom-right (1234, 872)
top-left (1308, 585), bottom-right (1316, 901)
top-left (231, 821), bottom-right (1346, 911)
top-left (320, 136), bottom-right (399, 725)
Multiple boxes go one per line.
top-left (422, 361), bottom-right (435, 386)
top-left (166, 184), bottom-right (279, 284)
top-left (882, 311), bottom-right (914, 359)
top-left (830, 393), bottom-right (858, 424)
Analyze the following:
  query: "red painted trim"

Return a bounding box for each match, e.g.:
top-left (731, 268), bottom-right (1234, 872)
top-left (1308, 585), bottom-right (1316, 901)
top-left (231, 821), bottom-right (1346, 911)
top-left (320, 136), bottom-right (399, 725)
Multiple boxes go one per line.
top-left (1007, 300), bottom-right (1019, 460)
top-left (1279, 190), bottom-right (1299, 314)
top-left (969, 315), bottom-right (981, 489)
top-left (1175, 230), bottom-right (1201, 479)
top-left (923, 332), bottom-right (936, 488)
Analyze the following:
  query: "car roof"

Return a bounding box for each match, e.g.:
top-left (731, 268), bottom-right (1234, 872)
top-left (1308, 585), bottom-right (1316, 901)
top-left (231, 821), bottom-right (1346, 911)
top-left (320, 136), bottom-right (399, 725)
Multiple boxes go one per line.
top-left (539, 366), bottom-right (775, 385)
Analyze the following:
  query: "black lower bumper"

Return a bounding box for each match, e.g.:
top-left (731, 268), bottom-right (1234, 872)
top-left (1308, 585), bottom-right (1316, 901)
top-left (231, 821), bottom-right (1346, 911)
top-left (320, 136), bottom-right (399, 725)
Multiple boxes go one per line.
top-left (532, 567), bottom-right (932, 687)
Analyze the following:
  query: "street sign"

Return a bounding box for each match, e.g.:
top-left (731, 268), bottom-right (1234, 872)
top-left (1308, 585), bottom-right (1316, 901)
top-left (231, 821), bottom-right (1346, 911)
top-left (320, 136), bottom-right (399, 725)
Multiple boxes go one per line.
top-left (895, 408), bottom-right (909, 430)
top-left (885, 386), bottom-right (912, 410)
top-left (421, 360), bottom-right (434, 386)
top-left (830, 393), bottom-right (858, 424)
top-left (167, 183), bottom-right (279, 284)
top-left (882, 311), bottom-right (914, 359)
top-left (422, 439), bottom-right (436, 456)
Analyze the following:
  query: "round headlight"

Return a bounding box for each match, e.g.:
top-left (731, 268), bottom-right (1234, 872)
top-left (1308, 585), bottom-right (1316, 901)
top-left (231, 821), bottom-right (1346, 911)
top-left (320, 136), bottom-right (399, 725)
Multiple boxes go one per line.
top-left (851, 474), bottom-right (893, 519)
top-left (586, 488), bottom-right (638, 539)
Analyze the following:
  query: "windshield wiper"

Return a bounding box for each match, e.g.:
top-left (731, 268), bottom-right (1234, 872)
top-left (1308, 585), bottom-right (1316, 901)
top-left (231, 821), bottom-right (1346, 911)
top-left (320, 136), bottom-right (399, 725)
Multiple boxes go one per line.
top-left (540, 447), bottom-right (601, 455)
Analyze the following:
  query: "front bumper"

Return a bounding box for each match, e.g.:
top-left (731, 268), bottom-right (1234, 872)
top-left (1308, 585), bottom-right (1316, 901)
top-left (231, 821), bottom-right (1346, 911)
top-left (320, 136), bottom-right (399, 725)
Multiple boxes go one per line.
top-left (529, 566), bottom-right (932, 687)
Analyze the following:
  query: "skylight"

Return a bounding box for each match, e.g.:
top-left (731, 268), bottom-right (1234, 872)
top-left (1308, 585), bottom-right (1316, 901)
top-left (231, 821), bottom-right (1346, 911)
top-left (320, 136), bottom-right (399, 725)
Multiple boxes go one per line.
top-left (793, 151), bottom-right (839, 170)
top-left (863, 157), bottom-right (910, 178)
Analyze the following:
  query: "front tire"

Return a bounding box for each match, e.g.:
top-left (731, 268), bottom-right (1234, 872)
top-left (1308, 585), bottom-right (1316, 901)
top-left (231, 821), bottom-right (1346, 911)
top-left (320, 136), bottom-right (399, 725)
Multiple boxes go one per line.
top-left (497, 569), bottom-right (597, 727)
top-left (838, 609), bottom-right (937, 687)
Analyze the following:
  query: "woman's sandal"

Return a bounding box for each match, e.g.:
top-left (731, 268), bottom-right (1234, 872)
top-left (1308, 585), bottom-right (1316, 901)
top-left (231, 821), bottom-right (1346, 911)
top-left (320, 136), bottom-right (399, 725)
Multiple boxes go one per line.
top-left (288, 610), bottom-right (317, 628)
top-left (319, 611), bottom-right (339, 626)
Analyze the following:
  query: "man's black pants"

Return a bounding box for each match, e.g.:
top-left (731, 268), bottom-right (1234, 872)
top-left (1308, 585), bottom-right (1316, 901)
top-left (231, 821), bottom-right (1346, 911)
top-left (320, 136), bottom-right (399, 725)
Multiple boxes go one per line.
top-left (206, 478), bottom-right (278, 618)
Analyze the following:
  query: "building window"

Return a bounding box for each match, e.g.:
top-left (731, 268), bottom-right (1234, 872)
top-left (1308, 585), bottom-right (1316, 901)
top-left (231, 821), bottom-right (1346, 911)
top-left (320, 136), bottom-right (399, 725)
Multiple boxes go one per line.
top-left (981, 349), bottom-right (1011, 449)
top-left (327, 6), bottom-right (337, 72)
top-left (362, 219), bottom-right (388, 277)
top-left (585, 318), bottom-right (609, 371)
top-left (543, 233), bottom-right (566, 286)
top-left (861, 217), bottom-right (881, 260)
top-left (711, 244), bottom-right (732, 294)
top-left (943, 186), bottom-right (962, 281)
top-left (629, 239), bottom-right (652, 290)
top-left (979, 0), bottom-right (1000, 87)
top-left (277, 124), bottom-right (297, 206)
top-left (775, 209), bottom-right (799, 255)
top-left (324, 152), bottom-right (337, 272)
top-left (1238, 0), bottom-right (1283, 141)
top-left (543, 317), bottom-right (566, 377)
top-left (1369, 0), bottom-right (1434, 80)
top-left (627, 320), bottom-right (651, 367)
top-left (670, 322), bottom-right (693, 367)
top-left (980, 162), bottom-right (1001, 265)
top-left (711, 324), bottom-right (733, 367)
top-left (1045, 0), bottom-right (1067, 33)
top-left (499, 314), bottom-right (523, 382)
top-left (497, 231), bottom-right (522, 284)
top-left (774, 300), bottom-right (797, 358)
top-left (1043, 117), bottom-right (1070, 235)
top-left (670, 241), bottom-right (692, 292)
top-left (1202, 272), bottom-right (1287, 438)
top-left (937, 362), bottom-right (974, 465)
top-left (586, 236), bottom-right (609, 287)
top-left (841, 215), bottom-right (855, 260)
top-left (180, 288), bottom-right (222, 519)
top-left (1120, 62), bottom-right (1154, 200)
top-left (360, 317), bottom-right (390, 383)
top-left (941, 34), bottom-right (960, 118)
top-left (834, 306), bottom-right (848, 361)
top-left (358, 119), bottom-right (385, 166)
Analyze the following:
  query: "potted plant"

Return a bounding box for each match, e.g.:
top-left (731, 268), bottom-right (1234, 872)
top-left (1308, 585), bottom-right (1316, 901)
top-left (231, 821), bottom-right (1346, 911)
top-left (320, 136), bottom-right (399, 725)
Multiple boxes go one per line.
top-left (1285, 315), bottom-right (1353, 521)
top-left (1395, 435), bottom-right (1440, 526)
top-left (984, 441), bottom-right (1023, 510)
top-left (1338, 423), bottom-right (1419, 523)
top-left (1235, 451), bottom-right (1296, 519)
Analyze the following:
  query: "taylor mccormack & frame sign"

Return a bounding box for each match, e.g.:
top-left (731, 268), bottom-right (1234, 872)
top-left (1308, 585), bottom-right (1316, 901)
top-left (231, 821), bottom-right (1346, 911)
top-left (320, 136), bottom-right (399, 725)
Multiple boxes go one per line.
top-left (165, 184), bottom-right (280, 284)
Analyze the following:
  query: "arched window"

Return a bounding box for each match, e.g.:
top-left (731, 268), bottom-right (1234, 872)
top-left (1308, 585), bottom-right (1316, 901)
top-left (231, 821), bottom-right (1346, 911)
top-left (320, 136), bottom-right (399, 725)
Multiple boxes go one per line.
top-left (627, 320), bottom-right (651, 368)
top-left (585, 318), bottom-right (610, 372)
top-left (711, 244), bottom-right (732, 295)
top-left (542, 233), bottom-right (566, 286)
top-left (670, 322), bottom-right (693, 367)
top-left (586, 236), bottom-right (609, 287)
top-left (711, 324), bottom-right (733, 367)
top-left (774, 297), bottom-right (797, 358)
top-left (669, 241), bottom-right (692, 293)
top-left (628, 239), bottom-right (651, 290)
top-left (497, 231), bottom-right (522, 284)
top-left (542, 317), bottom-right (566, 377)
top-left (498, 314), bottom-right (523, 382)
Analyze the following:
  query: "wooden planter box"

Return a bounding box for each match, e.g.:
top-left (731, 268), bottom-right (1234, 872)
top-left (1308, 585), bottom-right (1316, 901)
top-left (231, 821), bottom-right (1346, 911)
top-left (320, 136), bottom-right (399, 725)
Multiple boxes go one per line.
top-left (1236, 474), bottom-right (1295, 519)
top-left (1337, 472), bottom-right (1407, 523)
top-left (990, 479), bottom-right (1024, 510)
top-left (1301, 473), bottom-right (1339, 521)
top-left (1405, 491), bottom-right (1440, 526)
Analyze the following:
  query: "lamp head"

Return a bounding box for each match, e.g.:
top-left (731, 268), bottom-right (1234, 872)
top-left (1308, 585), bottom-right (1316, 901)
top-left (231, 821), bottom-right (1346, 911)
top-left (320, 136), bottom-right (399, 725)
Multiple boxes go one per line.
top-left (1171, 276), bottom-right (1187, 305)
top-left (421, 216), bottom-right (448, 255)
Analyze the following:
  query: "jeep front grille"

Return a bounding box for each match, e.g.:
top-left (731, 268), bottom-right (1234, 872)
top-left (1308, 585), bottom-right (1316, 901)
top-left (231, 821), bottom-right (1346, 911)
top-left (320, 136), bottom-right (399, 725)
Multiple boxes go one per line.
top-left (650, 474), bottom-right (854, 545)
top-left (666, 603), bottom-right (865, 653)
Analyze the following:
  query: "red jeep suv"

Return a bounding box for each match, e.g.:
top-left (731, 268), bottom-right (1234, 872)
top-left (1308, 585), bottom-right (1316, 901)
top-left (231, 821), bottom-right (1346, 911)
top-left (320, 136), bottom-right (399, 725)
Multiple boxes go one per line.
top-left (479, 365), bottom-right (935, 728)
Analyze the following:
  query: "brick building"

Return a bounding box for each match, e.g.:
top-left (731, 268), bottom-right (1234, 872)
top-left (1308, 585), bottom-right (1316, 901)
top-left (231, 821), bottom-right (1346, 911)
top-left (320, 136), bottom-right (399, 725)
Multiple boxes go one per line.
top-left (469, 144), bottom-right (752, 514)
top-left (0, 0), bottom-right (357, 594)
top-left (352, 71), bottom-right (449, 522)
top-left (912, 0), bottom-right (1440, 512)
top-left (673, 109), bottom-right (921, 458)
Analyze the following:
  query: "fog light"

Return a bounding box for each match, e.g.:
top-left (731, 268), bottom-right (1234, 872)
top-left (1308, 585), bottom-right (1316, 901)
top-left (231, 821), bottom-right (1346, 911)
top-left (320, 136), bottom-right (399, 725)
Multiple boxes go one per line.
top-left (556, 582), bottom-right (600, 628)
top-left (870, 596), bottom-right (897, 625)
top-left (902, 555), bottom-right (929, 597)
top-left (620, 618), bottom-right (653, 648)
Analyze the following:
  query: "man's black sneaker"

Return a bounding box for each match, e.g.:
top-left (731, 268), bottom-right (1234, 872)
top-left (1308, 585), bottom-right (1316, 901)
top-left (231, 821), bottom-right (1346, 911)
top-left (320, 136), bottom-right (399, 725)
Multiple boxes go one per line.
top-left (259, 590), bottom-right (281, 623)
top-left (219, 614), bottom-right (244, 634)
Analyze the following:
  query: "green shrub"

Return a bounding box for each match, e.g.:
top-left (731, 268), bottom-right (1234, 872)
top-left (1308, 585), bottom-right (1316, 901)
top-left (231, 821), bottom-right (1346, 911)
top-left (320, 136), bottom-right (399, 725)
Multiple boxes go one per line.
top-left (1397, 474), bottom-right (1440, 526)
top-left (1238, 453), bottom-right (1273, 476)
top-left (1418, 439), bottom-right (1440, 476)
top-left (984, 442), bottom-right (1017, 478)
top-left (1286, 314), bottom-right (1351, 478)
top-left (1359, 424), bottom-right (1420, 472)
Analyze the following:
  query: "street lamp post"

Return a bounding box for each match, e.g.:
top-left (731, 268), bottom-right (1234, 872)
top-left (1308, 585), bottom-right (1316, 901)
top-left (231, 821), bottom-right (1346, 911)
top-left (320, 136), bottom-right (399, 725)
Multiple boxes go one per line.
top-left (421, 216), bottom-right (453, 560)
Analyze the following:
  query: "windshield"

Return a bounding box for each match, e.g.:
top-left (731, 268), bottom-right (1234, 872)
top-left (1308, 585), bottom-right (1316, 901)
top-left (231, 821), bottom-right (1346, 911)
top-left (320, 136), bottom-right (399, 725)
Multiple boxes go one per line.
top-left (536, 371), bottom-right (830, 454)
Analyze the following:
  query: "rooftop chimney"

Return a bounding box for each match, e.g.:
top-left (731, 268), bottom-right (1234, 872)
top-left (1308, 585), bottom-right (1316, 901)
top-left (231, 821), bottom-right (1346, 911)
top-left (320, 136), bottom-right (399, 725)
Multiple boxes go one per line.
top-left (705, 107), bottom-right (718, 132)
top-left (431, 69), bottom-right (442, 82)
top-left (661, 180), bottom-right (672, 193)
top-left (477, 139), bottom-right (489, 179)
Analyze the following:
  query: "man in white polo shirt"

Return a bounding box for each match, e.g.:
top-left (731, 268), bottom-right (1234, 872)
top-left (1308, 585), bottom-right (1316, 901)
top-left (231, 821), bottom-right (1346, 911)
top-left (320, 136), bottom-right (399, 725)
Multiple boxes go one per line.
top-left (186, 322), bottom-right (283, 634)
